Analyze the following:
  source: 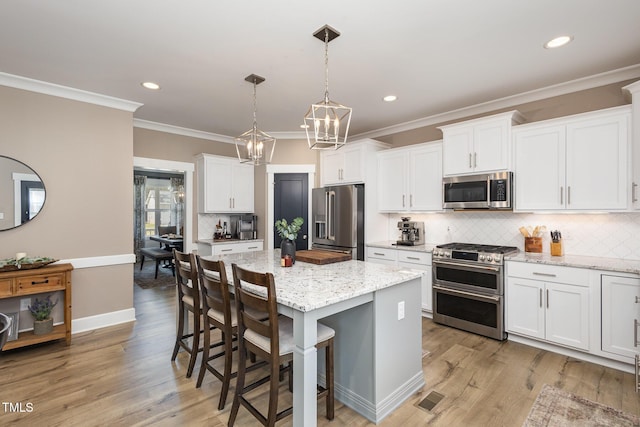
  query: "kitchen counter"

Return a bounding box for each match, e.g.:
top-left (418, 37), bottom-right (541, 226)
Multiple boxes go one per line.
top-left (206, 249), bottom-right (424, 424)
top-left (197, 238), bottom-right (263, 246)
top-left (507, 252), bottom-right (640, 275)
top-left (366, 240), bottom-right (437, 253)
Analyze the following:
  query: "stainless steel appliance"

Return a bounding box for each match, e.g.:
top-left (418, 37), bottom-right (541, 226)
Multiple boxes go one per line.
top-left (230, 214), bottom-right (258, 240)
top-left (396, 217), bottom-right (425, 246)
top-left (443, 171), bottom-right (513, 210)
top-left (312, 184), bottom-right (364, 260)
top-left (432, 242), bottom-right (518, 340)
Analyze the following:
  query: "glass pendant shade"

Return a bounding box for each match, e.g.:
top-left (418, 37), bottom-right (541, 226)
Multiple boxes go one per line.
top-left (235, 74), bottom-right (276, 165)
top-left (305, 25), bottom-right (352, 150)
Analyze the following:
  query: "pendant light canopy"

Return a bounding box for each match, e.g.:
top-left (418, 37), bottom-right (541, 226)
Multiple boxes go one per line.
top-left (235, 74), bottom-right (276, 165)
top-left (304, 25), bottom-right (352, 150)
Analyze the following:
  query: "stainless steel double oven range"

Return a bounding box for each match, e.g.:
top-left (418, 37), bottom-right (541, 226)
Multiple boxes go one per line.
top-left (432, 243), bottom-right (518, 341)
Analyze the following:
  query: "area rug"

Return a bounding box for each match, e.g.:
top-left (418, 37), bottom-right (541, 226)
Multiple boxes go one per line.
top-left (134, 261), bottom-right (176, 289)
top-left (523, 384), bottom-right (640, 427)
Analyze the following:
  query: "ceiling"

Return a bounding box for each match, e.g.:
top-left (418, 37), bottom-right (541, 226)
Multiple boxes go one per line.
top-left (1, 1), bottom-right (640, 141)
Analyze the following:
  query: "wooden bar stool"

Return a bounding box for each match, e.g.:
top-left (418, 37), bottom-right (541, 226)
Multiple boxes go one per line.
top-left (228, 263), bottom-right (335, 426)
top-left (171, 250), bottom-right (202, 378)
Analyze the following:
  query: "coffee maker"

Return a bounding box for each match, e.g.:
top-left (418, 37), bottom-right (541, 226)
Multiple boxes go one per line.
top-left (396, 217), bottom-right (425, 246)
top-left (230, 214), bottom-right (258, 240)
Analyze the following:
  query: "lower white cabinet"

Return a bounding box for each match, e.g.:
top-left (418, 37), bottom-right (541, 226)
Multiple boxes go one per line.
top-left (506, 262), bottom-right (590, 351)
top-left (196, 240), bottom-right (263, 257)
top-left (367, 246), bottom-right (432, 313)
top-left (601, 274), bottom-right (640, 360)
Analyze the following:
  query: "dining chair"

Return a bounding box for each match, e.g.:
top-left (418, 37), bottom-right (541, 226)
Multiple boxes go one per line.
top-left (228, 263), bottom-right (335, 426)
top-left (171, 249), bottom-right (202, 378)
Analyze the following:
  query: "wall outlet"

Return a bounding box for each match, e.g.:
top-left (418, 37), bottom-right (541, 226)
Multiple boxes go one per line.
top-left (20, 298), bottom-right (31, 311)
top-left (397, 301), bottom-right (405, 320)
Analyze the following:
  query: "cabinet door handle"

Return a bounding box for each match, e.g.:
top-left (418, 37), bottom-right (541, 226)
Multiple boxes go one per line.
top-left (221, 249), bottom-right (232, 252)
top-left (31, 279), bottom-right (49, 285)
top-left (533, 272), bottom-right (556, 277)
top-left (560, 187), bottom-right (563, 205)
top-left (407, 256), bottom-right (421, 261)
top-left (402, 195), bottom-right (406, 207)
top-left (248, 246), bottom-right (258, 250)
top-left (635, 296), bottom-right (640, 304)
top-left (633, 182), bottom-right (638, 203)
top-left (546, 289), bottom-right (549, 309)
top-left (373, 252), bottom-right (385, 256)
top-left (635, 319), bottom-right (639, 347)
top-left (567, 186), bottom-right (571, 205)
top-left (539, 288), bottom-right (543, 308)
top-left (229, 198), bottom-right (232, 209)
top-left (233, 198), bottom-right (235, 208)
top-left (474, 152), bottom-right (477, 168)
top-left (410, 194), bottom-right (413, 208)
top-left (469, 153), bottom-right (472, 168)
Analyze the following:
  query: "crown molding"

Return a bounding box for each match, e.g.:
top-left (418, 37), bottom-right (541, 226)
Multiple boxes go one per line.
top-left (0, 72), bottom-right (142, 112)
top-left (353, 63), bottom-right (640, 140)
top-left (133, 119), bottom-right (236, 144)
top-left (269, 130), bottom-right (307, 140)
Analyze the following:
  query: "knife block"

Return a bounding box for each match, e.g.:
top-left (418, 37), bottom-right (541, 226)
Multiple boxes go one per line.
top-left (524, 237), bottom-right (542, 253)
top-left (550, 240), bottom-right (564, 256)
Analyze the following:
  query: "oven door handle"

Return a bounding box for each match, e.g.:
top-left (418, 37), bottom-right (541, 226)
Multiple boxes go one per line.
top-left (433, 260), bottom-right (501, 273)
top-left (433, 285), bottom-right (501, 302)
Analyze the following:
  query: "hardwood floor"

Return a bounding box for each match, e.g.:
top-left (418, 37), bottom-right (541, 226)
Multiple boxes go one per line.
top-left (1, 282), bottom-right (639, 426)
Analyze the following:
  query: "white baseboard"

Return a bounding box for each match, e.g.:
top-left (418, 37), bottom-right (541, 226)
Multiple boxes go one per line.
top-left (72, 308), bottom-right (136, 334)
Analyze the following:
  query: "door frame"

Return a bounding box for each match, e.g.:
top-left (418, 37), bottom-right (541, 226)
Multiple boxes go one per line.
top-left (133, 157), bottom-right (195, 253)
top-left (266, 164), bottom-right (316, 250)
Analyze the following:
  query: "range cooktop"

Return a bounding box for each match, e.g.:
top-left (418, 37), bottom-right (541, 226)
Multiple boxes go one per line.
top-left (433, 242), bottom-right (519, 265)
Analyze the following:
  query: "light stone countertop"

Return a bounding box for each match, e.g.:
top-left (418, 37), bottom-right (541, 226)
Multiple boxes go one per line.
top-left (197, 238), bottom-right (264, 246)
top-left (507, 252), bottom-right (640, 275)
top-left (203, 249), bottom-right (423, 312)
top-left (366, 240), bottom-right (437, 253)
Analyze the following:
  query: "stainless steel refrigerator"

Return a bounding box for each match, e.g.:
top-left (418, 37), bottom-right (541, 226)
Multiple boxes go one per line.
top-left (312, 184), bottom-right (365, 260)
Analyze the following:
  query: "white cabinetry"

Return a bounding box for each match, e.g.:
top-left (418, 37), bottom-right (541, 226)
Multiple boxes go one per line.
top-left (601, 274), bottom-right (640, 361)
top-left (196, 154), bottom-right (254, 213)
top-left (377, 142), bottom-right (443, 212)
top-left (439, 111), bottom-right (523, 176)
top-left (196, 240), bottom-right (264, 257)
top-left (320, 139), bottom-right (389, 186)
top-left (513, 106), bottom-right (630, 211)
top-left (366, 246), bottom-right (433, 313)
top-left (623, 81), bottom-right (640, 209)
top-left (506, 262), bottom-right (590, 351)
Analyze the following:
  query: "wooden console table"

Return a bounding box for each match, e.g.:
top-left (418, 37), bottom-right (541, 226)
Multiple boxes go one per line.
top-left (0, 263), bottom-right (73, 350)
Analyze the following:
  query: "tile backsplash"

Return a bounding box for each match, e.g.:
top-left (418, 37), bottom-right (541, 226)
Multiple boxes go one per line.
top-left (386, 212), bottom-right (640, 260)
top-left (198, 213), bottom-right (231, 239)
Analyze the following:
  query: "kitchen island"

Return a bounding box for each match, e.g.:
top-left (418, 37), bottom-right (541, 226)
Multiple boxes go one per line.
top-left (204, 249), bottom-right (424, 426)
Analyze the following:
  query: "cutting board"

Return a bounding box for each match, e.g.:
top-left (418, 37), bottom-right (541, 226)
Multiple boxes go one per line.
top-left (295, 250), bottom-right (352, 265)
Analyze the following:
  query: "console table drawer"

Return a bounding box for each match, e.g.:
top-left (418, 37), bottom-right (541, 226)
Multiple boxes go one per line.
top-left (16, 273), bottom-right (64, 295)
top-left (0, 279), bottom-right (12, 297)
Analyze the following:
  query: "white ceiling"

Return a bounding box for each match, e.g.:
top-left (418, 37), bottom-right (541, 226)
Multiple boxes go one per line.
top-left (1, 1), bottom-right (640, 140)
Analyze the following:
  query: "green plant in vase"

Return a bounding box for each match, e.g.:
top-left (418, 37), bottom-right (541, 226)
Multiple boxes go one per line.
top-left (275, 217), bottom-right (303, 263)
top-left (28, 295), bottom-right (58, 335)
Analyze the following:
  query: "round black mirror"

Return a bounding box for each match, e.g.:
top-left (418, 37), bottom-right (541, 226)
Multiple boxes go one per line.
top-left (0, 155), bottom-right (46, 231)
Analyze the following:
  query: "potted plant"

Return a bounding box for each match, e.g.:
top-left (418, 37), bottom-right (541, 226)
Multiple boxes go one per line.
top-left (28, 295), bottom-right (58, 335)
top-left (275, 217), bottom-right (304, 264)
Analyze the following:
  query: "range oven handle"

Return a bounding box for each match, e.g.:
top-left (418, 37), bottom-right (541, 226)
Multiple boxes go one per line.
top-left (433, 260), bottom-right (500, 273)
top-left (433, 285), bottom-right (501, 302)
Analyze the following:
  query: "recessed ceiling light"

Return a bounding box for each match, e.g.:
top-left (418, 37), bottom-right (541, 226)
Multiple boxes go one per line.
top-left (544, 35), bottom-right (573, 49)
top-left (141, 81), bottom-right (160, 90)
top-left (300, 124), bottom-right (309, 129)
top-left (383, 95), bottom-right (397, 102)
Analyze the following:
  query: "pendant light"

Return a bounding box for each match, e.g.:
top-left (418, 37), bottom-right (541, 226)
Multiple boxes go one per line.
top-left (304, 25), bottom-right (352, 150)
top-left (235, 74), bottom-right (276, 165)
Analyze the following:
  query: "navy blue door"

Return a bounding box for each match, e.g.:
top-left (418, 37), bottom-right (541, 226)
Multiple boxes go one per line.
top-left (274, 173), bottom-right (308, 250)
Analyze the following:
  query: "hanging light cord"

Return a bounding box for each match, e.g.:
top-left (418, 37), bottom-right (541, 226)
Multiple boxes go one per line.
top-left (252, 79), bottom-right (258, 134)
top-left (324, 28), bottom-right (330, 103)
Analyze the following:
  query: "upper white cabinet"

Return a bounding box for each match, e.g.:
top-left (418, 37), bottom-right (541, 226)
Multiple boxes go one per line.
top-left (513, 106), bottom-right (630, 211)
top-left (623, 80), bottom-right (640, 209)
top-left (377, 141), bottom-right (443, 212)
top-left (196, 154), bottom-right (254, 213)
top-left (320, 139), bottom-right (388, 186)
top-left (601, 274), bottom-right (640, 361)
top-left (439, 111), bottom-right (523, 176)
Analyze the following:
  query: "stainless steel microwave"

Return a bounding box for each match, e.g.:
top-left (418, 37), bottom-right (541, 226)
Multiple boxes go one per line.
top-left (443, 172), bottom-right (513, 210)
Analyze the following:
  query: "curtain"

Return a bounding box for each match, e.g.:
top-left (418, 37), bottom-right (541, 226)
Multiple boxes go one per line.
top-left (133, 175), bottom-right (147, 262)
top-left (170, 176), bottom-right (184, 236)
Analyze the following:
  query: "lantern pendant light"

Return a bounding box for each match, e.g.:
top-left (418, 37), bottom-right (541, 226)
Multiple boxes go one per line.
top-left (235, 74), bottom-right (276, 165)
top-left (304, 25), bottom-right (352, 150)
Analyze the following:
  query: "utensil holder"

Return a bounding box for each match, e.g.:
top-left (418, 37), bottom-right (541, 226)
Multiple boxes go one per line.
top-left (550, 240), bottom-right (564, 257)
top-left (524, 237), bottom-right (543, 253)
